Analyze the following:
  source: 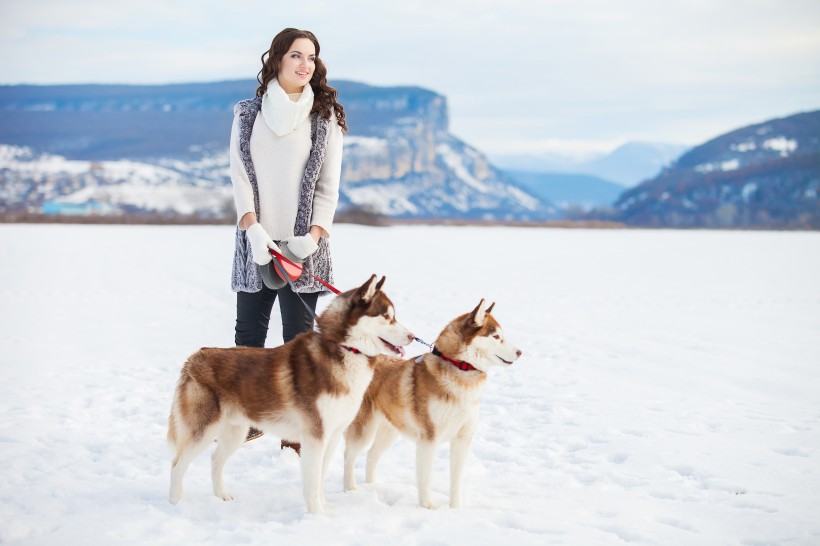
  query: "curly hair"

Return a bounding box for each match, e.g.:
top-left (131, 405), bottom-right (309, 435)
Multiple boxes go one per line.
top-left (256, 28), bottom-right (348, 132)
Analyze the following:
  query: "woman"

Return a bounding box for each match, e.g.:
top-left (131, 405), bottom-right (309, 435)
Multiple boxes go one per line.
top-left (229, 28), bottom-right (347, 448)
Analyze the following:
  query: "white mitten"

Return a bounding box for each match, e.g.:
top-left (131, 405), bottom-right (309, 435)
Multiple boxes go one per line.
top-left (246, 223), bottom-right (281, 265)
top-left (284, 233), bottom-right (319, 260)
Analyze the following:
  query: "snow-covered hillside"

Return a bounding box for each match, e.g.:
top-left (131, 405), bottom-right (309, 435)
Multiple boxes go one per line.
top-left (0, 80), bottom-right (553, 221)
top-left (0, 145), bottom-right (231, 216)
top-left (1, 140), bottom-right (550, 220)
top-left (0, 225), bottom-right (818, 545)
top-left (615, 110), bottom-right (820, 228)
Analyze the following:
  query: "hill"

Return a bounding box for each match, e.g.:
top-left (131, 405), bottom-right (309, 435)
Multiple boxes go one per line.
top-left (614, 110), bottom-right (820, 229)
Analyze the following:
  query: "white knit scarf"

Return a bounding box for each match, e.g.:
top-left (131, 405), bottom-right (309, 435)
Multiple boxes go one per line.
top-left (261, 78), bottom-right (314, 136)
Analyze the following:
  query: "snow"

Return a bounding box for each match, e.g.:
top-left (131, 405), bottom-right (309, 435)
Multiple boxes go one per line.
top-left (1, 224), bottom-right (819, 545)
top-left (57, 183), bottom-right (232, 215)
top-left (742, 183), bottom-right (758, 201)
top-left (731, 141), bottom-right (757, 153)
top-left (762, 137), bottom-right (798, 157)
top-left (506, 185), bottom-right (541, 211)
top-left (344, 136), bottom-right (390, 154)
top-left (0, 145), bottom-right (90, 176)
top-left (720, 159), bottom-right (740, 171)
top-left (344, 183), bottom-right (420, 215)
top-left (436, 143), bottom-right (491, 193)
top-left (694, 159), bottom-right (740, 174)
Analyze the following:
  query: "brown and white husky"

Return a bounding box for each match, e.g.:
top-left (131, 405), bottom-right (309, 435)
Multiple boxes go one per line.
top-left (343, 299), bottom-right (522, 509)
top-left (168, 275), bottom-right (414, 514)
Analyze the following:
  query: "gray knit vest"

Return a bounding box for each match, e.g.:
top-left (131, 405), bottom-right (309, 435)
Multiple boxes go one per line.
top-left (230, 96), bottom-right (334, 294)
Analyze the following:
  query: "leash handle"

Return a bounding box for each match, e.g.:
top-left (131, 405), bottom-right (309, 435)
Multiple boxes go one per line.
top-left (266, 246), bottom-right (340, 328)
top-left (269, 247), bottom-right (341, 295)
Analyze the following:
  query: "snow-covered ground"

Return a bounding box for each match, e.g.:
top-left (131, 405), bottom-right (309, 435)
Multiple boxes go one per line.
top-left (1, 224), bottom-right (818, 545)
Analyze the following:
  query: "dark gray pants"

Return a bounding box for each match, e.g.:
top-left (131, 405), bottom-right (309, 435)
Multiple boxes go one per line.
top-left (235, 285), bottom-right (319, 347)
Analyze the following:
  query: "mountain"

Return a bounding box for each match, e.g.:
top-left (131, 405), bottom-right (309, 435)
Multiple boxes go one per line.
top-left (581, 142), bottom-right (690, 186)
top-left (614, 110), bottom-right (820, 229)
top-left (0, 80), bottom-right (553, 221)
top-left (490, 142), bottom-right (689, 186)
top-left (503, 170), bottom-right (624, 210)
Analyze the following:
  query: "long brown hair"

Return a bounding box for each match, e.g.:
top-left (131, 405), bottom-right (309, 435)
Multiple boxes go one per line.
top-left (256, 28), bottom-right (348, 132)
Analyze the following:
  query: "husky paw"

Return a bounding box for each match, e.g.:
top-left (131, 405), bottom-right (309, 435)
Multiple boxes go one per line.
top-left (306, 504), bottom-right (326, 515)
top-left (421, 501), bottom-right (440, 510)
top-left (169, 494), bottom-right (182, 505)
top-left (215, 491), bottom-right (234, 501)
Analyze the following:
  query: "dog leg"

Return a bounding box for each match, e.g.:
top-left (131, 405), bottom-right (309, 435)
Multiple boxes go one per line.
top-left (299, 436), bottom-right (325, 515)
top-left (319, 428), bottom-right (343, 509)
top-left (344, 415), bottom-right (380, 491)
top-left (211, 424), bottom-right (247, 501)
top-left (343, 438), bottom-right (362, 492)
top-left (366, 424), bottom-right (399, 484)
top-left (449, 430), bottom-right (474, 509)
top-left (416, 440), bottom-right (438, 509)
top-left (169, 435), bottom-right (213, 505)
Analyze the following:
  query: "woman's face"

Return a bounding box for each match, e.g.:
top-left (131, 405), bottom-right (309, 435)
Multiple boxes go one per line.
top-left (277, 37), bottom-right (316, 94)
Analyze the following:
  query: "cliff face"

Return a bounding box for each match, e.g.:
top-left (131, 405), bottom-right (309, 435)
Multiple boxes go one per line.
top-left (614, 110), bottom-right (820, 229)
top-left (0, 80), bottom-right (553, 220)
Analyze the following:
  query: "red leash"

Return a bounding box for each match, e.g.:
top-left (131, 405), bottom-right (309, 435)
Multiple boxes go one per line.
top-left (271, 248), bottom-right (439, 358)
top-left (268, 247), bottom-right (341, 295)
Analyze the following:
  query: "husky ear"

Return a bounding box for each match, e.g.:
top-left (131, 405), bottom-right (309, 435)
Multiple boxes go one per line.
top-left (356, 274), bottom-right (379, 304)
top-left (486, 302), bottom-right (495, 314)
top-left (469, 299), bottom-right (489, 326)
top-left (375, 276), bottom-right (386, 292)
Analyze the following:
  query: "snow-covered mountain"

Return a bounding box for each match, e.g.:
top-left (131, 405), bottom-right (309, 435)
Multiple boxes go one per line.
top-left (0, 81), bottom-right (553, 221)
top-left (614, 110), bottom-right (820, 228)
top-left (341, 134), bottom-right (546, 219)
top-left (0, 145), bottom-right (232, 217)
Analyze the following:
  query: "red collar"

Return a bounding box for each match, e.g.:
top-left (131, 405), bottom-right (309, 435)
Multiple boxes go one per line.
top-left (339, 344), bottom-right (361, 354)
top-left (432, 346), bottom-right (479, 372)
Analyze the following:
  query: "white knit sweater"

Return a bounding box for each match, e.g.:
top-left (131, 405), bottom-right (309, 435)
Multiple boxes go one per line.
top-left (230, 89), bottom-right (343, 240)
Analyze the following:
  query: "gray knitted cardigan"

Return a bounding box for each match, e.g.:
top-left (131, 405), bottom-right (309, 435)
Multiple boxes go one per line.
top-left (230, 96), bottom-right (334, 294)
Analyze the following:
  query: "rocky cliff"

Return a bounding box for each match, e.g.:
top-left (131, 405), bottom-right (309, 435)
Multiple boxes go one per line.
top-left (0, 80), bottom-right (553, 221)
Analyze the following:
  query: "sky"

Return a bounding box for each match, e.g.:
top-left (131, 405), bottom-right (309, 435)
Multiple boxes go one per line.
top-left (1, 0), bottom-right (819, 158)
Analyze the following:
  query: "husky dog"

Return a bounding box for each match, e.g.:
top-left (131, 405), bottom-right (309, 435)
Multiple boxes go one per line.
top-left (168, 275), bottom-right (414, 515)
top-left (343, 299), bottom-right (522, 509)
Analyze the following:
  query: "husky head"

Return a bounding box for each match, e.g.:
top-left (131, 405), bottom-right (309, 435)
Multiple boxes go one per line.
top-left (317, 275), bottom-right (415, 357)
top-left (435, 299), bottom-right (522, 373)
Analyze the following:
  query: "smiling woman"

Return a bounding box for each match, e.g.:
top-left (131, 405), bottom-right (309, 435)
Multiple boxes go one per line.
top-left (226, 28), bottom-right (349, 449)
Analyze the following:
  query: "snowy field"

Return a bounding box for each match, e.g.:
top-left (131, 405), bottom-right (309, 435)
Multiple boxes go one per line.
top-left (1, 223), bottom-right (819, 545)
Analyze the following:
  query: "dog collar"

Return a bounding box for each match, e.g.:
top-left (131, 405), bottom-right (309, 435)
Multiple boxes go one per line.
top-left (339, 344), bottom-right (361, 355)
top-left (432, 346), bottom-right (479, 372)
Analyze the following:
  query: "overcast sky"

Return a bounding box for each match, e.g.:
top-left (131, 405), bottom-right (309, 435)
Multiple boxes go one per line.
top-left (1, 0), bottom-right (819, 157)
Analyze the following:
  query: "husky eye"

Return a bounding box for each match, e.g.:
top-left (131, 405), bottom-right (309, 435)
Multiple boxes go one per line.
top-left (493, 334), bottom-right (501, 340)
